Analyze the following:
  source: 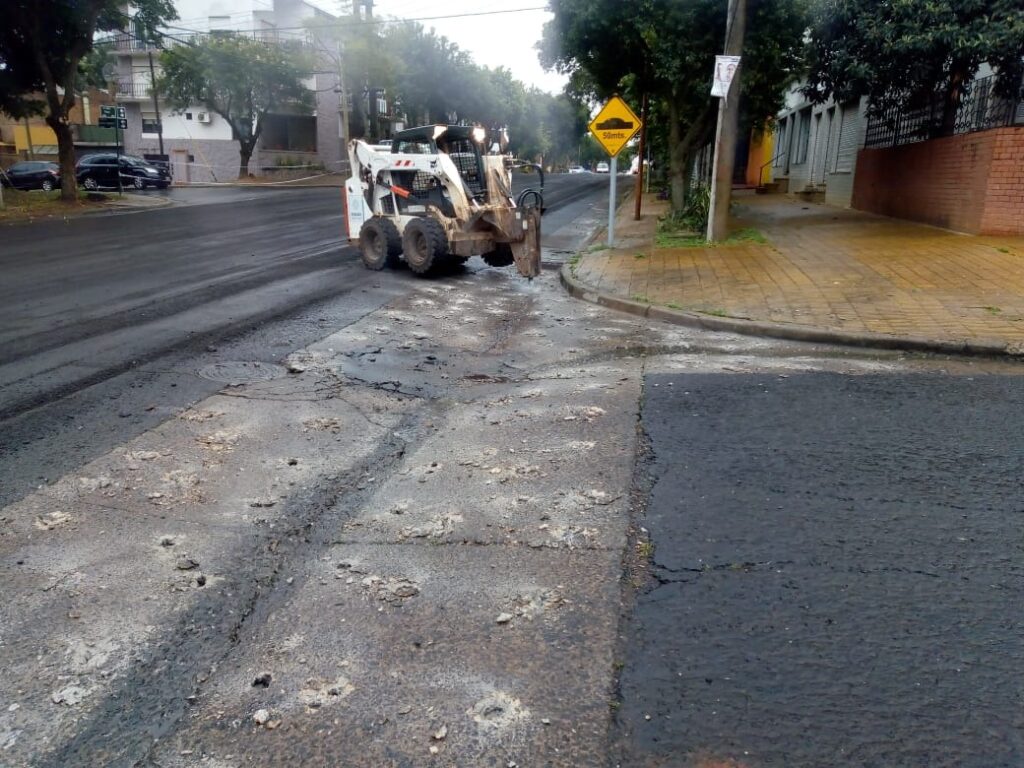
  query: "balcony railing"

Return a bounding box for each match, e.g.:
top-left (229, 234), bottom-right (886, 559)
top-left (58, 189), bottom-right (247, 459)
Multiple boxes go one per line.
top-left (102, 27), bottom-right (315, 54)
top-left (114, 32), bottom-right (159, 52)
top-left (116, 79), bottom-right (151, 99)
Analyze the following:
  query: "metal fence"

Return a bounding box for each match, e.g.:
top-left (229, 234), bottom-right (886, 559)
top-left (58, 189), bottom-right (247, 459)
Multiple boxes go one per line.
top-left (864, 74), bottom-right (1024, 149)
top-left (116, 78), bottom-right (151, 99)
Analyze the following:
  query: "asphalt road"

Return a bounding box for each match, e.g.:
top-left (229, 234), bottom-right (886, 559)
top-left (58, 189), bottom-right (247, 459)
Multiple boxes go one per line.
top-left (618, 372), bottom-right (1024, 768)
top-left (1, 167), bottom-right (1021, 767)
top-left (0, 173), bottom-right (609, 507)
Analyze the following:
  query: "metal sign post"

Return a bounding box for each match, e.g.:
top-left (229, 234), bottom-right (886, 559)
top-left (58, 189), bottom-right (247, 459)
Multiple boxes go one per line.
top-left (101, 106), bottom-right (128, 196)
top-left (607, 156), bottom-right (617, 246)
top-left (588, 95), bottom-right (643, 249)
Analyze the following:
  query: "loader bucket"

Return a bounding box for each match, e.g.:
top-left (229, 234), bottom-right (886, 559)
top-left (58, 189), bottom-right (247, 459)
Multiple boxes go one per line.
top-left (510, 206), bottom-right (542, 279)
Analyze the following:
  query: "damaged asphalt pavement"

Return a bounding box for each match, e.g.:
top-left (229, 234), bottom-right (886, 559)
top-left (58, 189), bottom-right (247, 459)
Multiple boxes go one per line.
top-left (1, 186), bottom-right (1022, 767)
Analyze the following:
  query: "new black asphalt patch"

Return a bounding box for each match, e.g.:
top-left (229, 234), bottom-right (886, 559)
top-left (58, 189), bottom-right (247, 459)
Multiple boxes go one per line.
top-left (619, 373), bottom-right (1024, 768)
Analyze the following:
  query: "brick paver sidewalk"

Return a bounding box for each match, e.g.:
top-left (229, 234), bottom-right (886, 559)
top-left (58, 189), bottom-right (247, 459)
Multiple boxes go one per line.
top-left (572, 193), bottom-right (1024, 352)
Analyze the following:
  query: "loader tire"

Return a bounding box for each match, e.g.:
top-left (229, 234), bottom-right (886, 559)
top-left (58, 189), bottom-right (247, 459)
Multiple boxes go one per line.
top-left (359, 217), bottom-right (403, 270)
top-left (481, 243), bottom-right (515, 268)
top-left (402, 217), bottom-right (449, 275)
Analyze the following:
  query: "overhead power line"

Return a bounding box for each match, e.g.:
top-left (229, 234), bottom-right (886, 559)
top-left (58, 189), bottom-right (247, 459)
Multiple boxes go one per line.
top-left (161, 6), bottom-right (549, 36)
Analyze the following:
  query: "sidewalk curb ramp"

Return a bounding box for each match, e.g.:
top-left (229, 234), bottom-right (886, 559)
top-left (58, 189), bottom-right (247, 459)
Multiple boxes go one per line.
top-left (560, 263), bottom-right (1024, 362)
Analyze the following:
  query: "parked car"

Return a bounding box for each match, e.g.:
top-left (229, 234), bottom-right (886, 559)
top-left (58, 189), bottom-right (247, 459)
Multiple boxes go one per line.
top-left (1, 161), bottom-right (61, 191)
top-left (567, 165), bottom-right (587, 174)
top-left (595, 161), bottom-right (610, 173)
top-left (76, 154), bottom-right (170, 190)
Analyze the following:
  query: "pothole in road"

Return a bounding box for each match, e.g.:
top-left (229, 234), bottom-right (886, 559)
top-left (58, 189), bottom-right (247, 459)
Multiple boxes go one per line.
top-left (196, 361), bottom-right (290, 385)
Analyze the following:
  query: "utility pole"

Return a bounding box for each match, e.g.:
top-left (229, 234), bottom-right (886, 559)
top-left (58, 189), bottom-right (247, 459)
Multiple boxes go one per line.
top-left (24, 117), bottom-right (35, 160)
top-left (337, 41), bottom-right (350, 163)
top-left (633, 91), bottom-right (649, 220)
top-left (147, 50), bottom-right (165, 158)
top-left (706, 0), bottom-right (746, 242)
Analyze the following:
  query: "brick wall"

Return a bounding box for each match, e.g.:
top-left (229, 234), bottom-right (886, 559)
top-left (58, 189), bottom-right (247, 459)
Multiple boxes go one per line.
top-left (852, 127), bottom-right (1024, 235)
top-left (980, 130), bottom-right (1024, 235)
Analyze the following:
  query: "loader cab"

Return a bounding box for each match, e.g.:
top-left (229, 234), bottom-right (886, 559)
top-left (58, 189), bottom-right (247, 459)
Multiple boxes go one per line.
top-left (392, 124), bottom-right (488, 202)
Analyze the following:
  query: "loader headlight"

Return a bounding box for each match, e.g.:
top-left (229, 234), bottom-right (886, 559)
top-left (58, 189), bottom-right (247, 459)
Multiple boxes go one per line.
top-left (471, 126), bottom-right (487, 144)
top-left (432, 125), bottom-right (447, 140)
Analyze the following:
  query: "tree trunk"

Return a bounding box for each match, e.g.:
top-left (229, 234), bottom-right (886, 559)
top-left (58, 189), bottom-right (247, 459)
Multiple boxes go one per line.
top-left (239, 143), bottom-right (254, 178)
top-left (940, 60), bottom-right (971, 137)
top-left (668, 100), bottom-right (717, 214)
top-left (668, 101), bottom-right (686, 212)
top-left (47, 115), bottom-right (78, 202)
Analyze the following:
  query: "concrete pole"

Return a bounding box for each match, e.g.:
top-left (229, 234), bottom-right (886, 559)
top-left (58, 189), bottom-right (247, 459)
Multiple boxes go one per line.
top-left (24, 117), bottom-right (36, 160)
top-left (148, 50), bottom-right (165, 158)
top-left (337, 41), bottom-right (349, 162)
top-left (706, 0), bottom-right (746, 242)
top-left (633, 91), bottom-right (649, 220)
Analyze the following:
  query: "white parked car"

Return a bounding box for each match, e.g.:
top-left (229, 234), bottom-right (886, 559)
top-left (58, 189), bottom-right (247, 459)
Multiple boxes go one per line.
top-left (567, 165), bottom-right (587, 174)
top-left (595, 161), bottom-right (610, 173)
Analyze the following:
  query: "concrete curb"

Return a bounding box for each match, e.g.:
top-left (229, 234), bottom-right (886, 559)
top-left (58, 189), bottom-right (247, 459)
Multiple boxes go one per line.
top-left (560, 263), bottom-right (1024, 361)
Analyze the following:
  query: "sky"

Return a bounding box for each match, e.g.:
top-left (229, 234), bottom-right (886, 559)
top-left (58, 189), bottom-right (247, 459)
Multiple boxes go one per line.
top-left (328, 0), bottom-right (569, 94)
top-left (168, 0), bottom-right (569, 94)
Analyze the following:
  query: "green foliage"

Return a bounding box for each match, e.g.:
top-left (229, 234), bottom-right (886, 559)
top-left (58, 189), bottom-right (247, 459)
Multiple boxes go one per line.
top-left (311, 17), bottom-right (589, 166)
top-left (656, 181), bottom-right (763, 246)
top-left (273, 156), bottom-right (325, 171)
top-left (160, 36), bottom-right (313, 176)
top-left (542, 0), bottom-right (807, 210)
top-left (804, 0), bottom-right (1024, 118)
top-left (658, 182), bottom-right (710, 236)
top-left (1, 0), bottom-right (176, 200)
top-left (77, 42), bottom-right (116, 92)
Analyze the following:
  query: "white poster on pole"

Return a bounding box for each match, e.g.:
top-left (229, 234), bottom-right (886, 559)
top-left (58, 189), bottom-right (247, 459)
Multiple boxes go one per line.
top-left (711, 55), bottom-right (741, 98)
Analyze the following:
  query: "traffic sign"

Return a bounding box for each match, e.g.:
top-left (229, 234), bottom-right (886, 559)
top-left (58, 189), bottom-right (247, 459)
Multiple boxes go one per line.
top-left (588, 96), bottom-right (642, 157)
top-left (100, 105), bottom-right (127, 119)
top-left (711, 55), bottom-right (741, 98)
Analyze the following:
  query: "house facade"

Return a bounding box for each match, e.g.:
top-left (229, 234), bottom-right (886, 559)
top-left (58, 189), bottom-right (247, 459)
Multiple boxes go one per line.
top-left (768, 69), bottom-right (1024, 235)
top-left (114, 0), bottom-right (345, 183)
top-left (770, 83), bottom-right (869, 208)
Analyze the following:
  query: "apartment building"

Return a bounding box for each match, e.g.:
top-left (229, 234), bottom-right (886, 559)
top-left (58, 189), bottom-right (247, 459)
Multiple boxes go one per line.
top-left (114, 0), bottom-right (344, 182)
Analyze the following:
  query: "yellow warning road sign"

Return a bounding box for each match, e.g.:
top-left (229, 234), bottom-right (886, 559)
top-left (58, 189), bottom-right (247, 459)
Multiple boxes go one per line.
top-left (588, 96), bottom-right (642, 157)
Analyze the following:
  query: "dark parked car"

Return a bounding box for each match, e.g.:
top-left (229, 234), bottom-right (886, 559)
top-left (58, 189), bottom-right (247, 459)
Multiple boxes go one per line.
top-left (76, 154), bottom-right (170, 190)
top-left (1, 161), bottom-right (61, 191)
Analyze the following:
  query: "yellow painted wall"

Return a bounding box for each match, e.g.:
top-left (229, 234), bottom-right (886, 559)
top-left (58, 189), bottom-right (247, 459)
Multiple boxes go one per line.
top-left (745, 126), bottom-right (774, 186)
top-left (14, 124), bottom-right (58, 153)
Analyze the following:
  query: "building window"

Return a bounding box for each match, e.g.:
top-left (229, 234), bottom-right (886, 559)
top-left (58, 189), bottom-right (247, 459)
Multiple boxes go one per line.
top-left (185, 112), bottom-right (193, 120)
top-left (794, 107), bottom-right (812, 164)
top-left (261, 114), bottom-right (317, 152)
top-left (142, 114), bottom-right (161, 134)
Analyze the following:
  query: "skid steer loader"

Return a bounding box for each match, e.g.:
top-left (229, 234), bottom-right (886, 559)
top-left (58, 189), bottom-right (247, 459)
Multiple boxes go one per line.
top-left (344, 124), bottom-right (543, 278)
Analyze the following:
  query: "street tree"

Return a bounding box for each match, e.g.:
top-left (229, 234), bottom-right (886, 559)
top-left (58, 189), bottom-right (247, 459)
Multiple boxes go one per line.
top-left (541, 0), bottom-right (805, 212)
top-left (159, 36), bottom-right (314, 178)
top-left (804, 0), bottom-right (1024, 133)
top-left (1, 0), bottom-right (176, 201)
top-left (306, 13), bottom-right (587, 166)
